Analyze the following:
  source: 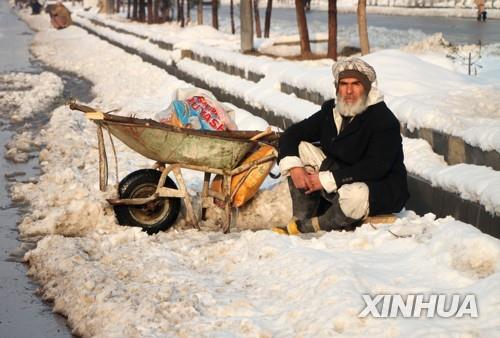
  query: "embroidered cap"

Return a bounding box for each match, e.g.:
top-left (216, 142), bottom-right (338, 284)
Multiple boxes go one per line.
top-left (332, 58), bottom-right (376, 93)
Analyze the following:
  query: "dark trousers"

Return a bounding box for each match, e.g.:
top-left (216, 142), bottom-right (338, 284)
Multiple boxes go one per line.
top-left (288, 178), bottom-right (361, 233)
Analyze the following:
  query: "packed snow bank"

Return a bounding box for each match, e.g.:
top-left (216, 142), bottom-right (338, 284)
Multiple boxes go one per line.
top-left (73, 15), bottom-right (175, 66)
top-left (10, 105), bottom-right (123, 237)
top-left (4, 131), bottom-right (40, 163)
top-left (0, 72), bottom-right (63, 163)
top-left (25, 214), bottom-right (500, 337)
top-left (404, 138), bottom-right (500, 216)
top-left (0, 72), bottom-right (63, 122)
top-left (374, 51), bottom-right (500, 152)
top-left (76, 9), bottom-right (241, 52)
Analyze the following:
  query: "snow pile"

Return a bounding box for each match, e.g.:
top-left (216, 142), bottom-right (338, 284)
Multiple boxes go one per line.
top-left (25, 213), bottom-right (500, 337)
top-left (403, 138), bottom-right (500, 216)
top-left (4, 131), bottom-right (40, 163)
top-left (402, 34), bottom-right (500, 80)
top-left (367, 50), bottom-right (500, 152)
top-left (402, 32), bottom-right (453, 54)
top-left (73, 16), bottom-right (175, 66)
top-left (77, 10), bottom-right (241, 52)
top-left (0, 71), bottom-right (63, 122)
top-left (10, 106), bottom-right (123, 237)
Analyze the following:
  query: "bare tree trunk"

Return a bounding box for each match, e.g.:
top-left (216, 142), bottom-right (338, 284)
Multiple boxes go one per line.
top-left (294, 0), bottom-right (311, 57)
top-left (139, 0), bottom-right (146, 21)
top-left (187, 0), bottom-right (191, 24)
top-left (161, 0), bottom-right (169, 22)
top-left (212, 0), bottom-right (218, 29)
top-left (357, 0), bottom-right (370, 55)
top-left (133, 0), bottom-right (138, 19)
top-left (253, 0), bottom-right (262, 38)
top-left (127, 0), bottom-right (131, 18)
top-left (327, 0), bottom-right (337, 60)
top-left (147, 0), bottom-right (153, 23)
top-left (177, 0), bottom-right (181, 22)
top-left (153, 0), bottom-right (159, 22)
top-left (180, 0), bottom-right (185, 26)
top-left (264, 0), bottom-right (272, 38)
top-left (197, 0), bottom-right (203, 24)
top-left (230, 0), bottom-right (235, 34)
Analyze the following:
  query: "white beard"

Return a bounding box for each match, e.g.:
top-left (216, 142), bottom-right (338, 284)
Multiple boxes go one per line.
top-left (336, 93), bottom-right (368, 117)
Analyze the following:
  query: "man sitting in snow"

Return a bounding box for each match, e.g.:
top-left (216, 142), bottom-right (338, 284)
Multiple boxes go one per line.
top-left (274, 58), bottom-right (409, 235)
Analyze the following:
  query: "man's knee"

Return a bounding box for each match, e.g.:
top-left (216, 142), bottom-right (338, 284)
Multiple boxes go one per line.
top-left (298, 141), bottom-right (325, 172)
top-left (338, 182), bottom-right (369, 220)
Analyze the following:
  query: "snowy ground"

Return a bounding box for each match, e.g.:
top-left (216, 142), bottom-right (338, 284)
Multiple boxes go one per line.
top-left (6, 3), bottom-right (500, 337)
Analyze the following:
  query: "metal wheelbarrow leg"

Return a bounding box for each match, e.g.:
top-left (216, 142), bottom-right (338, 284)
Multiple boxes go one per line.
top-left (167, 165), bottom-right (200, 230)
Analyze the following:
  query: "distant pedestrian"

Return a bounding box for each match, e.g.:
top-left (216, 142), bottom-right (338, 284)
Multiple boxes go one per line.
top-left (30, 0), bottom-right (41, 15)
top-left (475, 0), bottom-right (487, 21)
top-left (304, 0), bottom-right (311, 12)
top-left (46, 3), bottom-right (73, 29)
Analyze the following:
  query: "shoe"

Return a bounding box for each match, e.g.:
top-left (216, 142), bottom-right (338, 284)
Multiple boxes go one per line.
top-left (271, 226), bottom-right (288, 235)
top-left (482, 11), bottom-right (487, 21)
top-left (272, 219), bottom-right (302, 236)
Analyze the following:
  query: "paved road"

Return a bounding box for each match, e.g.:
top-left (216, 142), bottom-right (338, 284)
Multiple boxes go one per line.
top-left (0, 1), bottom-right (72, 337)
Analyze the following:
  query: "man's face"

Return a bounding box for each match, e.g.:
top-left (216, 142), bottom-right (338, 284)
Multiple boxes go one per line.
top-left (337, 77), bottom-right (365, 104)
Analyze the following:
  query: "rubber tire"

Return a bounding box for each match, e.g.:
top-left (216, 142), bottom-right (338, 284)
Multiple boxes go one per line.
top-left (114, 169), bottom-right (181, 234)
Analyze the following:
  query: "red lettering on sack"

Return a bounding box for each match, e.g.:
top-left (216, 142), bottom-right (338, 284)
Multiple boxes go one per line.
top-left (183, 96), bottom-right (226, 131)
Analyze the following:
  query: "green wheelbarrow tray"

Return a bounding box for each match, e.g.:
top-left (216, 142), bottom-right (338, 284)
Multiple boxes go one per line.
top-left (69, 100), bottom-right (281, 233)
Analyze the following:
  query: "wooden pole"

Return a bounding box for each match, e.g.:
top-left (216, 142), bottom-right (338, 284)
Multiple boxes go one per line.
top-left (212, 0), bottom-right (219, 29)
top-left (241, 0), bottom-right (254, 52)
top-left (264, 0), bottom-right (273, 38)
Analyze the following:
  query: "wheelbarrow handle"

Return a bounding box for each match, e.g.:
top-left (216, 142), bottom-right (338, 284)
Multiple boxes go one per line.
top-left (68, 99), bottom-right (106, 120)
top-left (250, 127), bottom-right (273, 141)
top-left (68, 99), bottom-right (98, 113)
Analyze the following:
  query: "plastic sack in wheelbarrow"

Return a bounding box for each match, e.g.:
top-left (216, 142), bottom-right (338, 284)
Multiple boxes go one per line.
top-left (159, 95), bottom-right (237, 131)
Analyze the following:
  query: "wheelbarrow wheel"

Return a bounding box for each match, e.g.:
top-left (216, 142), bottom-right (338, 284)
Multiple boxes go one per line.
top-left (114, 169), bottom-right (180, 234)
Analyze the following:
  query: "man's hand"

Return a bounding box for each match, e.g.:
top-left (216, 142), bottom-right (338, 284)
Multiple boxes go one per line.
top-left (290, 167), bottom-right (310, 190)
top-left (305, 172), bottom-right (323, 194)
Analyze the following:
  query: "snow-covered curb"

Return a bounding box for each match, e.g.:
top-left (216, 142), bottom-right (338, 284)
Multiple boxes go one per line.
top-left (72, 11), bottom-right (500, 153)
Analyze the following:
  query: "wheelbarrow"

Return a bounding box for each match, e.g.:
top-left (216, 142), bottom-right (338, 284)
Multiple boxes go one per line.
top-left (69, 100), bottom-right (280, 234)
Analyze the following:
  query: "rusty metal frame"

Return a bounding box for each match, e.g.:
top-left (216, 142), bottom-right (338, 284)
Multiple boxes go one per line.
top-left (107, 155), bottom-right (277, 233)
top-left (70, 100), bottom-right (278, 233)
